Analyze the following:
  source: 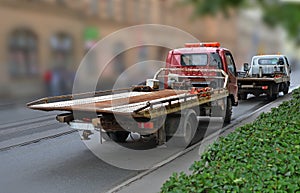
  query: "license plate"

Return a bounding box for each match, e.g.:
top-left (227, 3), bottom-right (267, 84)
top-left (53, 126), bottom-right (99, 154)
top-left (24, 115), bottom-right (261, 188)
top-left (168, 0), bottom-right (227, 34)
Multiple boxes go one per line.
top-left (69, 122), bottom-right (95, 131)
top-left (241, 85), bottom-right (254, 88)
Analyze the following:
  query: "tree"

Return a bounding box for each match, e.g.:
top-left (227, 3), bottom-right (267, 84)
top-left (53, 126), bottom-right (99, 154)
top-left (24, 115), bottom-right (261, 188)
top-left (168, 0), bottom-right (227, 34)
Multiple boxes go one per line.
top-left (184, 0), bottom-right (300, 42)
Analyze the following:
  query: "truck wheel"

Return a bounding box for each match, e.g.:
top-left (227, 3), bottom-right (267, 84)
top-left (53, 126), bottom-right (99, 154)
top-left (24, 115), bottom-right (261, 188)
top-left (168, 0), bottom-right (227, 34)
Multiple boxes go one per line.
top-left (239, 93), bottom-right (247, 100)
top-left (181, 112), bottom-right (197, 146)
top-left (224, 97), bottom-right (232, 124)
top-left (165, 109), bottom-right (197, 147)
top-left (267, 93), bottom-right (278, 101)
top-left (101, 132), bottom-right (111, 141)
top-left (254, 94), bottom-right (260, 98)
top-left (107, 131), bottom-right (129, 143)
top-left (267, 84), bottom-right (279, 101)
top-left (283, 83), bottom-right (289, 95)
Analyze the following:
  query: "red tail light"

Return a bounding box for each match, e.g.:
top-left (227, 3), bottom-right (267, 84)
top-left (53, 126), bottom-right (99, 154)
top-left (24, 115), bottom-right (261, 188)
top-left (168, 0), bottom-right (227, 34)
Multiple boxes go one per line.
top-left (138, 122), bottom-right (154, 129)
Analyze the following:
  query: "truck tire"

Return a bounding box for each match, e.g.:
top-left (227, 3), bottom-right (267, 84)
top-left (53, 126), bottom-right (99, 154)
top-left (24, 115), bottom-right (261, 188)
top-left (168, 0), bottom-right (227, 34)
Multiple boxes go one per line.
top-left (267, 84), bottom-right (279, 101)
top-left (181, 111), bottom-right (197, 146)
top-left (165, 109), bottom-right (198, 147)
top-left (107, 131), bottom-right (129, 143)
top-left (267, 93), bottom-right (278, 101)
top-left (283, 82), bottom-right (289, 95)
top-left (240, 93), bottom-right (247, 100)
top-left (224, 97), bottom-right (232, 124)
top-left (101, 132), bottom-right (111, 141)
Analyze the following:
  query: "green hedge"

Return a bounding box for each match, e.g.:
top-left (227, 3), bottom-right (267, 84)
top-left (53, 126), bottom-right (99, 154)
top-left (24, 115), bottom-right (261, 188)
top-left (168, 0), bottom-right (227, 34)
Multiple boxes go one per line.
top-left (161, 88), bottom-right (300, 193)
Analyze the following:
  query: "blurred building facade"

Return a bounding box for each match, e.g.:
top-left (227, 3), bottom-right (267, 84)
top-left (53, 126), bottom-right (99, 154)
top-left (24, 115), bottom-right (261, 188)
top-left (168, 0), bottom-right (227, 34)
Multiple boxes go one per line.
top-left (0, 0), bottom-right (284, 99)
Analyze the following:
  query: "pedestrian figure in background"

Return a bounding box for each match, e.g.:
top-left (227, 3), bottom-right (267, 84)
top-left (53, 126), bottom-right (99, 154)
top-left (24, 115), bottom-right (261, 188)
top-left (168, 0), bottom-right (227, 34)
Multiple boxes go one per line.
top-left (43, 69), bottom-right (52, 96)
top-left (50, 67), bottom-right (62, 96)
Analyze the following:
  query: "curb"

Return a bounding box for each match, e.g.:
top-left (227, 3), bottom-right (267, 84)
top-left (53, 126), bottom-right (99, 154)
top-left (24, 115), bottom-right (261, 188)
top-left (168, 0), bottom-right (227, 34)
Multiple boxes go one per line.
top-left (105, 91), bottom-right (294, 193)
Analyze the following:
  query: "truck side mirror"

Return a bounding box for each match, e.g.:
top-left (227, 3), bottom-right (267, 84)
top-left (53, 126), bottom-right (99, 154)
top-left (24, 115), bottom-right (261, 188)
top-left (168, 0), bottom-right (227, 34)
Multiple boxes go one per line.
top-left (243, 63), bottom-right (249, 71)
top-left (278, 58), bottom-right (284, 65)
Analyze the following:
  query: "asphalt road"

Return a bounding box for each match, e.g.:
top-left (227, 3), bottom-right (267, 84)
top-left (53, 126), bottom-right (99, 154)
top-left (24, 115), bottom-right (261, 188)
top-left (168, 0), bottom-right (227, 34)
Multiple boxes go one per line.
top-left (0, 67), bottom-right (298, 193)
top-left (0, 96), bottom-right (271, 193)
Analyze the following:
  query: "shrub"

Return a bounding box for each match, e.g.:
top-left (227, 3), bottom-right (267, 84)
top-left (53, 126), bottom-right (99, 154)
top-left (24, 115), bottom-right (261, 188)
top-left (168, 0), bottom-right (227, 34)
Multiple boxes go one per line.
top-left (161, 88), bottom-right (300, 192)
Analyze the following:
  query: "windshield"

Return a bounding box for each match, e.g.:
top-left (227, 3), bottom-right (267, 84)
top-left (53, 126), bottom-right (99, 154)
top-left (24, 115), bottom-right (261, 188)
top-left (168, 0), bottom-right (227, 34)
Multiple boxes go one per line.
top-left (258, 58), bottom-right (278, 65)
top-left (181, 54), bottom-right (208, 66)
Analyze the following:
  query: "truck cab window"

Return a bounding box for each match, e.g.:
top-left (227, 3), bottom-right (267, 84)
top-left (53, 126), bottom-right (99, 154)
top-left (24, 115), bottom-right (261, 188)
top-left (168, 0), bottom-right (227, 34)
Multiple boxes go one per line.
top-left (225, 52), bottom-right (236, 75)
top-left (181, 54), bottom-right (208, 66)
top-left (210, 53), bottom-right (222, 68)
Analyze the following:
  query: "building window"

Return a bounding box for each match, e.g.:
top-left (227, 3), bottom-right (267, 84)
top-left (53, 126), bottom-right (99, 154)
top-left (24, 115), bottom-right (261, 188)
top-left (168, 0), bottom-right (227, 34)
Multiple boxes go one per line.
top-left (159, 0), bottom-right (166, 24)
top-left (49, 32), bottom-right (74, 95)
top-left (122, 0), bottom-right (127, 22)
top-left (56, 0), bottom-right (65, 6)
top-left (113, 42), bottom-right (126, 74)
top-left (90, 0), bottom-right (99, 16)
top-left (134, 0), bottom-right (140, 23)
top-left (106, 0), bottom-right (114, 19)
top-left (157, 47), bottom-right (169, 61)
top-left (144, 1), bottom-right (151, 23)
top-left (8, 28), bottom-right (38, 77)
top-left (50, 32), bottom-right (73, 67)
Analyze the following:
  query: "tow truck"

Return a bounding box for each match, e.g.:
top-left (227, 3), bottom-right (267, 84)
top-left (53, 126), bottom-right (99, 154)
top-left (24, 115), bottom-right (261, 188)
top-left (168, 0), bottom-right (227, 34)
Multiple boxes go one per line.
top-left (27, 42), bottom-right (239, 146)
top-left (238, 54), bottom-right (291, 101)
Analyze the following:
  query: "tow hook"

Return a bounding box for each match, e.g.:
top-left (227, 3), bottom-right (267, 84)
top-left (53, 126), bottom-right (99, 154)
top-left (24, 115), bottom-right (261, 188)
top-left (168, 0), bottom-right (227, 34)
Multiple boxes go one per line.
top-left (81, 130), bottom-right (93, 140)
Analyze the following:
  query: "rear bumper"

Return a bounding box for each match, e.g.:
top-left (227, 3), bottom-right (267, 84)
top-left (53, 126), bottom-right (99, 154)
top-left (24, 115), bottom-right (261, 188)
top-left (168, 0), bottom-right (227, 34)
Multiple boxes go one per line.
top-left (238, 85), bottom-right (270, 95)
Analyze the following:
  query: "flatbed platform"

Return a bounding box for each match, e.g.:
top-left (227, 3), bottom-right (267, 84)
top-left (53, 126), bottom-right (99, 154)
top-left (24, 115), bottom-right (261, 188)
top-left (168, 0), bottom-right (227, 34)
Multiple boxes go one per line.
top-left (27, 88), bottom-right (228, 119)
top-left (28, 89), bottom-right (186, 112)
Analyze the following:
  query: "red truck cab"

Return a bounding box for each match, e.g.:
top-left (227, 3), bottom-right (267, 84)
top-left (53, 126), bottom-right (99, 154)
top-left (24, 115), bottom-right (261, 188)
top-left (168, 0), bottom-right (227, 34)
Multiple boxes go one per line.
top-left (165, 42), bottom-right (238, 106)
